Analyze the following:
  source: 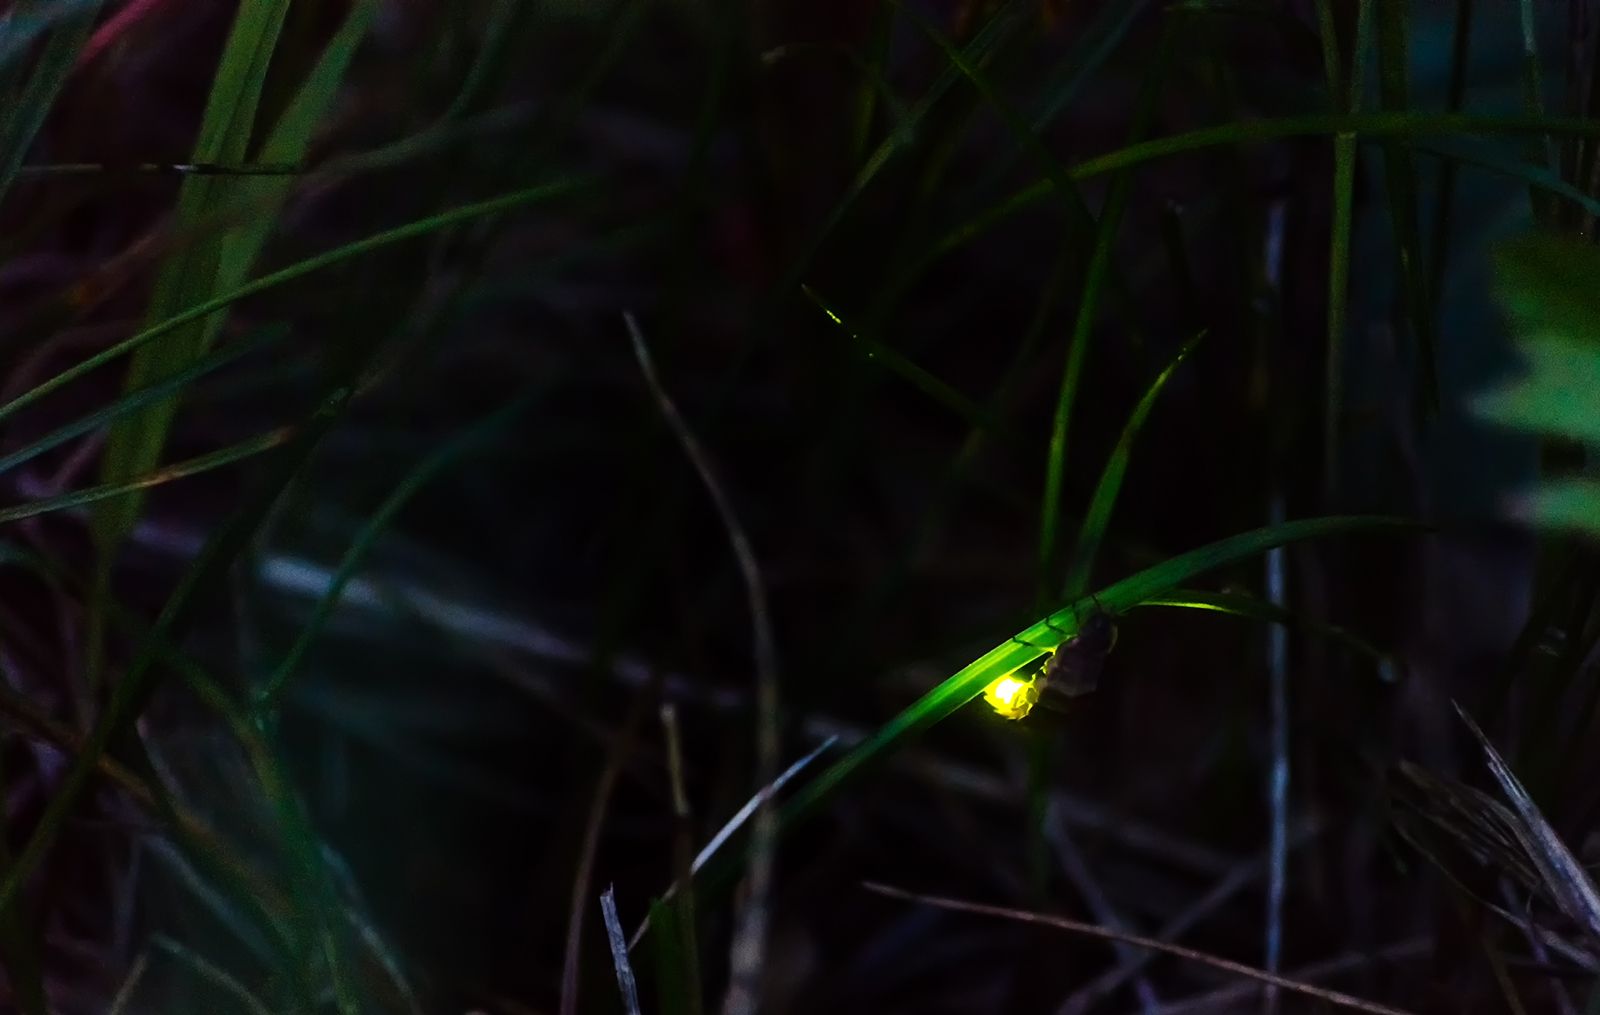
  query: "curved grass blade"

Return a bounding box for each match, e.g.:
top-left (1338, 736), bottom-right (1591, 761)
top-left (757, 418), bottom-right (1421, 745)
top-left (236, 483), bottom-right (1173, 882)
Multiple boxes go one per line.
top-left (921, 112), bottom-right (1600, 276)
top-left (0, 427), bottom-right (293, 527)
top-left (0, 179), bottom-right (587, 429)
top-left (0, 1), bottom-right (104, 205)
top-left (1137, 588), bottom-right (1396, 676)
top-left (252, 392), bottom-right (539, 716)
top-left (1039, 17), bottom-right (1176, 599)
top-left (0, 327), bottom-right (283, 480)
top-left (1061, 330), bottom-right (1204, 598)
top-left (1413, 139), bottom-right (1600, 222)
top-left (778, 516), bottom-right (1420, 832)
top-left (152, 935), bottom-right (273, 1015)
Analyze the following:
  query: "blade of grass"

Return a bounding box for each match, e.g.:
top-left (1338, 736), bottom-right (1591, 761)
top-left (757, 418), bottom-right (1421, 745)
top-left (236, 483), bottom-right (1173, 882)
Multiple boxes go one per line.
top-left (1427, 0), bottom-right (1474, 316)
top-left (1040, 16), bottom-right (1177, 599)
top-left (863, 882), bottom-right (1419, 1015)
top-left (0, 737), bottom-right (45, 1015)
top-left (1319, 0), bottom-right (1373, 496)
top-left (1413, 139), bottom-right (1600, 221)
top-left (0, 427), bottom-right (293, 527)
top-left (95, 0), bottom-right (375, 554)
top-left (0, 179), bottom-right (586, 429)
top-left (1516, 0), bottom-right (1555, 221)
top-left (1061, 330), bottom-right (1204, 598)
top-left (626, 312), bottom-right (780, 1015)
top-left (1138, 589), bottom-right (1395, 676)
top-left (601, 887), bottom-right (644, 1015)
top-left (801, 284), bottom-right (994, 433)
top-left (655, 704), bottom-right (703, 1015)
top-left (252, 392), bottom-right (538, 717)
top-left (153, 935), bottom-right (273, 1015)
top-left (0, 327), bottom-right (283, 480)
top-left (917, 111), bottom-right (1600, 286)
top-left (848, 1), bottom-right (894, 165)
top-left (0, 1), bottom-right (104, 205)
top-left (1373, 0), bottom-right (1438, 414)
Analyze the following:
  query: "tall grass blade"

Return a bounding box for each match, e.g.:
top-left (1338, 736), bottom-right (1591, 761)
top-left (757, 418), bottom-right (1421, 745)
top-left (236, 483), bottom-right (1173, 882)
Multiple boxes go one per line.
top-left (1373, 0), bottom-right (1438, 413)
top-left (0, 1), bottom-right (104, 205)
top-left (95, 0), bottom-right (375, 552)
top-left (1320, 0), bottom-right (1373, 495)
top-left (0, 428), bottom-right (292, 527)
top-left (1040, 17), bottom-right (1176, 598)
top-left (601, 887), bottom-right (643, 1015)
top-left (1061, 330), bottom-right (1203, 598)
top-left (1427, 0), bottom-right (1474, 315)
top-left (1138, 589), bottom-right (1395, 676)
top-left (253, 392), bottom-right (537, 716)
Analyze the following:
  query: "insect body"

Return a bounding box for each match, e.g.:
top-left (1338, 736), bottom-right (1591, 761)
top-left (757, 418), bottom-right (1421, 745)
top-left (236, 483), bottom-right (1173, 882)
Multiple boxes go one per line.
top-left (1037, 608), bottom-right (1118, 706)
top-left (985, 604), bottom-right (1120, 721)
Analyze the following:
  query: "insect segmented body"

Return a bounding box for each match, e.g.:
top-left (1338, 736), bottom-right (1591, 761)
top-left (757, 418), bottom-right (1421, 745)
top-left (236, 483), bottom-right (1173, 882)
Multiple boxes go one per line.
top-left (1036, 607), bottom-right (1118, 708)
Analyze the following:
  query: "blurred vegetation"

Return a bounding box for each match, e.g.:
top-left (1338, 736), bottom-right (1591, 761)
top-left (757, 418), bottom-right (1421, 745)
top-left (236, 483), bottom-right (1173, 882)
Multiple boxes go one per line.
top-left (2, 0), bottom-right (1600, 1012)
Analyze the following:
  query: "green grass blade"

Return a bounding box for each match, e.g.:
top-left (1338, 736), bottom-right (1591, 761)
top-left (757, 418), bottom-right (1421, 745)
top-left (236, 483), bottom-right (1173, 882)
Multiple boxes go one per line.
top-left (152, 936), bottom-right (273, 1015)
top-left (0, 328), bottom-right (281, 480)
top-left (779, 516), bottom-right (1420, 831)
top-left (0, 1), bottom-right (104, 206)
top-left (1373, 0), bottom-right (1438, 413)
top-left (1138, 588), bottom-right (1395, 675)
top-left (921, 112), bottom-right (1600, 278)
top-left (1039, 17), bottom-right (1176, 598)
top-left (94, 0), bottom-right (368, 552)
top-left (252, 393), bottom-right (538, 717)
top-left (1061, 331), bottom-right (1204, 598)
top-left (1413, 140), bottom-right (1600, 225)
top-left (0, 427), bottom-right (293, 527)
top-left (1427, 0), bottom-right (1474, 313)
top-left (0, 180), bottom-right (587, 429)
top-left (801, 284), bottom-right (993, 433)
top-left (649, 896), bottom-right (700, 1015)
top-left (1516, 0), bottom-right (1554, 215)
top-left (1321, 0), bottom-right (1372, 495)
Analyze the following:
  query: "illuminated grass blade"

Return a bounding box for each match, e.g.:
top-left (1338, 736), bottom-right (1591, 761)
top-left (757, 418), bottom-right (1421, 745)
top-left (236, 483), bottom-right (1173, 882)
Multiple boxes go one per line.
top-left (252, 393), bottom-right (538, 716)
top-left (0, 428), bottom-right (293, 527)
top-left (779, 516), bottom-right (1420, 831)
top-left (153, 936), bottom-right (273, 1015)
top-left (0, 180), bottom-right (586, 428)
top-left (0, 0), bottom-right (104, 205)
top-left (1061, 331), bottom-right (1204, 599)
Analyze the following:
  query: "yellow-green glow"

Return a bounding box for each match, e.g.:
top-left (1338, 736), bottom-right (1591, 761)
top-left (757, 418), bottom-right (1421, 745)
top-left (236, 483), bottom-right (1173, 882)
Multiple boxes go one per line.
top-left (982, 673), bottom-right (1039, 720)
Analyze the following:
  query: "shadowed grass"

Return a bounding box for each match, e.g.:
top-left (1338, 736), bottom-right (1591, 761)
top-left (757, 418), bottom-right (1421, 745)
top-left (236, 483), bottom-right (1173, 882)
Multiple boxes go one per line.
top-left (0, 0), bottom-right (105, 205)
